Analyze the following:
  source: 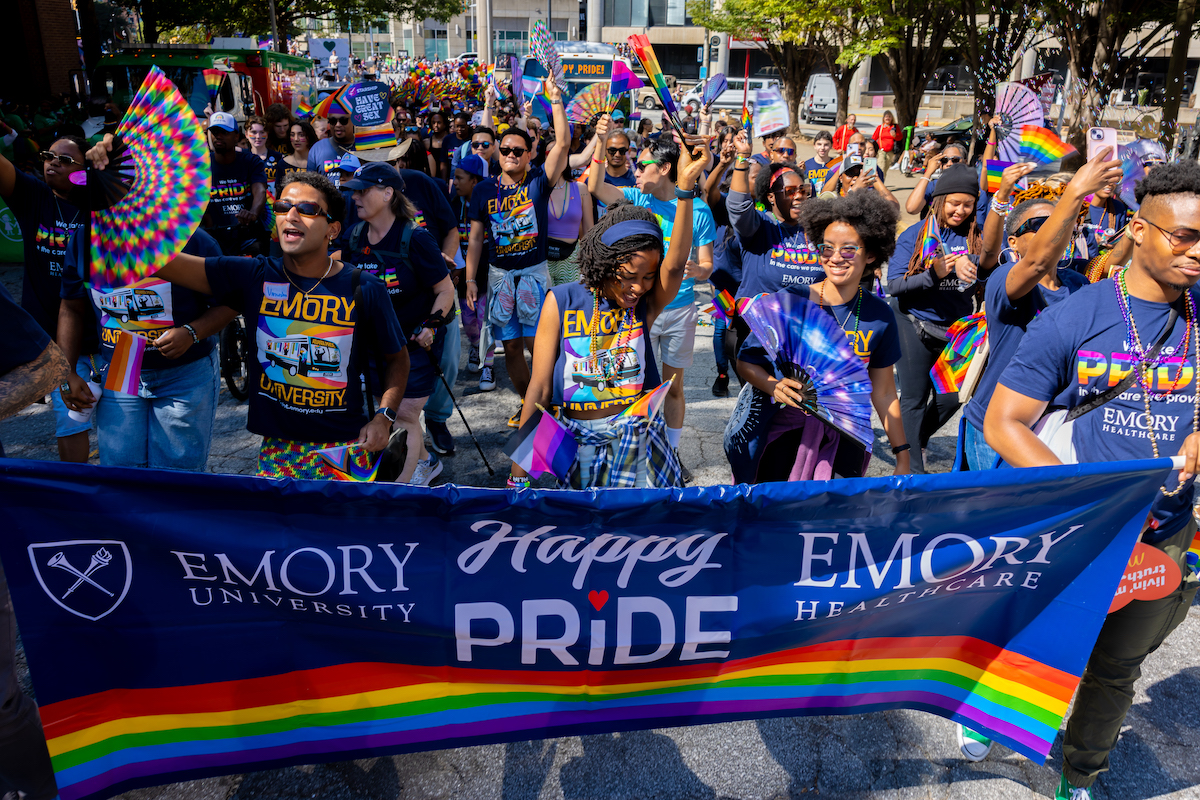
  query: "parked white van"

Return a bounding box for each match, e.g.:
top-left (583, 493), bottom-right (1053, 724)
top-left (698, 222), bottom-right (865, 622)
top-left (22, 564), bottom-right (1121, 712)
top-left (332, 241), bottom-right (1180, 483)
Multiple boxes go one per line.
top-left (680, 77), bottom-right (780, 112)
top-left (800, 73), bottom-right (838, 123)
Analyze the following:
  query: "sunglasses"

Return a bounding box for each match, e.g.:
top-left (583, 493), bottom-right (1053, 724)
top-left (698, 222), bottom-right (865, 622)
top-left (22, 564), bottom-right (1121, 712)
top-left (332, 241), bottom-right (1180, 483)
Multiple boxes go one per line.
top-left (778, 185), bottom-right (808, 198)
top-left (635, 159), bottom-right (658, 172)
top-left (328, 116), bottom-right (351, 125)
top-left (498, 146), bottom-right (527, 157)
top-left (941, 155), bottom-right (964, 164)
top-left (818, 244), bottom-right (863, 260)
top-left (775, 147), bottom-right (796, 157)
top-left (1013, 215), bottom-right (1050, 238)
top-left (40, 151), bottom-right (80, 166)
top-left (606, 147), bottom-right (628, 156)
top-left (1142, 217), bottom-right (1200, 252)
top-left (273, 200), bottom-right (332, 221)
top-left (471, 141), bottom-right (491, 149)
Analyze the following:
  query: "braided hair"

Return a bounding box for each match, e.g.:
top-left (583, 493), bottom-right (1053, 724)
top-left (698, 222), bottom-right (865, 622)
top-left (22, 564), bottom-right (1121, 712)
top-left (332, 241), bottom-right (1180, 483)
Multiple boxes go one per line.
top-left (577, 201), bottom-right (664, 292)
top-left (904, 195), bottom-right (984, 276)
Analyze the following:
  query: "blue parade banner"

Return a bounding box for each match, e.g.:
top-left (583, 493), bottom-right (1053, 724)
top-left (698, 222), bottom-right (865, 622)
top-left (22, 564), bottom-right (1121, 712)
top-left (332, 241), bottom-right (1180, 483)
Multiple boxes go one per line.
top-left (0, 458), bottom-right (1170, 800)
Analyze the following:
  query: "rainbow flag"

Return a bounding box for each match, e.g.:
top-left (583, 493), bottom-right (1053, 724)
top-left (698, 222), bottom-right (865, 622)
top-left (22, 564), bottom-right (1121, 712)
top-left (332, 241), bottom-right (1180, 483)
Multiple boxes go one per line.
top-left (503, 405), bottom-right (578, 480)
top-left (354, 125), bottom-right (397, 150)
top-left (314, 444), bottom-right (381, 482)
top-left (615, 376), bottom-right (673, 421)
top-left (313, 85), bottom-right (351, 119)
top-left (201, 69), bottom-right (224, 108)
top-left (295, 98), bottom-right (313, 120)
top-left (704, 289), bottom-right (737, 325)
top-left (103, 330), bottom-right (145, 395)
top-left (1018, 125), bottom-right (1076, 164)
top-left (628, 35), bottom-right (681, 130)
top-left (741, 105), bottom-right (752, 131)
top-left (919, 214), bottom-right (942, 270)
top-left (930, 311), bottom-right (987, 394)
top-left (983, 159), bottom-right (1028, 194)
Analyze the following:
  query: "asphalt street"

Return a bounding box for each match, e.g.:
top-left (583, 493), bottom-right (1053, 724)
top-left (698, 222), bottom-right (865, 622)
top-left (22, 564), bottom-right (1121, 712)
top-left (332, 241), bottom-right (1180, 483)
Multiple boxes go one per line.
top-left (1, 139), bottom-right (1198, 800)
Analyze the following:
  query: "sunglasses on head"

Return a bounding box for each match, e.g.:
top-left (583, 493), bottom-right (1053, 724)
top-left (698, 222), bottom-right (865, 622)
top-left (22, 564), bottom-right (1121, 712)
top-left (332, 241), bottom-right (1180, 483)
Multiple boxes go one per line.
top-left (1013, 215), bottom-right (1050, 238)
top-left (40, 151), bottom-right (79, 166)
top-left (328, 116), bottom-right (351, 125)
top-left (775, 147), bottom-right (796, 157)
top-left (471, 141), bottom-right (491, 149)
top-left (606, 147), bottom-right (628, 156)
top-left (498, 146), bottom-right (527, 157)
top-left (817, 243), bottom-right (863, 260)
top-left (273, 200), bottom-right (332, 221)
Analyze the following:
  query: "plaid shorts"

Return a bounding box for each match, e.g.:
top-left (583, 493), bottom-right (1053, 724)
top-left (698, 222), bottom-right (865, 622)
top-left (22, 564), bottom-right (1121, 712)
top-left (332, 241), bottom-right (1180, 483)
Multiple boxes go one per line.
top-left (256, 437), bottom-right (373, 480)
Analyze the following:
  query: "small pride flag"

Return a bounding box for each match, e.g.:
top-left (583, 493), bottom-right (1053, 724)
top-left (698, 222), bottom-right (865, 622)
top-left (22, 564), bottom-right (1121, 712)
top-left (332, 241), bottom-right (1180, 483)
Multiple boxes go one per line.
top-left (607, 60), bottom-right (644, 112)
top-left (295, 98), bottom-right (313, 119)
top-left (202, 69), bottom-right (225, 108)
top-left (919, 214), bottom-right (942, 269)
top-left (615, 376), bottom-right (673, 421)
top-left (314, 444), bottom-right (381, 482)
top-left (704, 289), bottom-right (737, 325)
top-left (503, 405), bottom-right (578, 481)
top-left (930, 311), bottom-right (987, 394)
top-left (1018, 125), bottom-right (1076, 164)
top-left (983, 159), bottom-right (1029, 194)
top-left (104, 330), bottom-right (145, 395)
top-left (741, 105), bottom-right (752, 131)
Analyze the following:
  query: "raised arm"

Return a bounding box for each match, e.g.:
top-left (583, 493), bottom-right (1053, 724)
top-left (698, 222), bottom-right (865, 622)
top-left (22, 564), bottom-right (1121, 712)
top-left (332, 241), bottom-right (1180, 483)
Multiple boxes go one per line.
top-left (541, 78), bottom-right (572, 182)
top-left (980, 161), bottom-right (1037, 269)
top-left (586, 115), bottom-right (625, 206)
top-left (727, 130), bottom-right (762, 240)
top-left (649, 134), bottom-right (706, 317)
top-left (705, 135), bottom-right (735, 207)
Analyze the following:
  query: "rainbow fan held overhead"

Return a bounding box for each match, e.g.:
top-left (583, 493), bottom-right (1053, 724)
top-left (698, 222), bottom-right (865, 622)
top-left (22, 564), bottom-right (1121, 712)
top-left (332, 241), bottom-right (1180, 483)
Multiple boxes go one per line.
top-left (1018, 125), bottom-right (1076, 164)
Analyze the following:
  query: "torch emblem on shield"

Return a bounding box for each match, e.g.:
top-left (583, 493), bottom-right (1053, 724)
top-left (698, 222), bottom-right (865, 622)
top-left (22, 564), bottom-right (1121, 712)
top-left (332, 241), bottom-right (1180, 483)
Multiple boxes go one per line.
top-left (28, 540), bottom-right (132, 621)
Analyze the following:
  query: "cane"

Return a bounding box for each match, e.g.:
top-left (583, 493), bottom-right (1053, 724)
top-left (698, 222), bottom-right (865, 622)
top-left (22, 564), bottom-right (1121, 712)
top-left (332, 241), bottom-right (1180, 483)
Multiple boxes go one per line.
top-left (422, 337), bottom-right (494, 476)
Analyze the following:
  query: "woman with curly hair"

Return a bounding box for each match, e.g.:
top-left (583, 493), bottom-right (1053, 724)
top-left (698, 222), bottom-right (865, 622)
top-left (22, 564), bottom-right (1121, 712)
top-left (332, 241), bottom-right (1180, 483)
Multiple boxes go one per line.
top-left (508, 142), bottom-right (706, 489)
top-left (728, 191), bottom-right (909, 482)
top-left (887, 163), bottom-right (994, 472)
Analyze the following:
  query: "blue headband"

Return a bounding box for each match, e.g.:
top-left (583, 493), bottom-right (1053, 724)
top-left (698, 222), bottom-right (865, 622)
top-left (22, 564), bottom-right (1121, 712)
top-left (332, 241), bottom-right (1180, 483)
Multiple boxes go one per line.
top-left (600, 220), bottom-right (663, 247)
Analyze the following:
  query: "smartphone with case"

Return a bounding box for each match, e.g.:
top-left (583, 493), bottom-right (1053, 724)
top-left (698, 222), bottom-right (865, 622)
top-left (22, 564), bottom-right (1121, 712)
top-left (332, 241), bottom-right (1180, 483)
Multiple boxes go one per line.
top-left (846, 143), bottom-right (861, 156)
top-left (1087, 127), bottom-right (1118, 161)
top-left (862, 157), bottom-right (878, 180)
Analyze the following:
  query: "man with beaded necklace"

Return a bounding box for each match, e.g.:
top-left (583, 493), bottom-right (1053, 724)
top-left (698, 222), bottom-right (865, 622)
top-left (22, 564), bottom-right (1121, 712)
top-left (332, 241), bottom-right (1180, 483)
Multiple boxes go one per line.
top-left (986, 160), bottom-right (1200, 800)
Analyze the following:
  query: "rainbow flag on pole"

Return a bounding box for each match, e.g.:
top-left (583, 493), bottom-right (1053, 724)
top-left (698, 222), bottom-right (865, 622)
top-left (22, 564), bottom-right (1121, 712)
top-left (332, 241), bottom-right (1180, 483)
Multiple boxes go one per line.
top-left (703, 289), bottom-right (737, 325)
top-left (503, 405), bottom-right (578, 481)
top-left (201, 69), bottom-right (225, 108)
top-left (103, 330), bottom-right (145, 395)
top-left (983, 159), bottom-right (1029, 194)
top-left (919, 214), bottom-right (942, 270)
top-left (627, 35), bottom-right (682, 131)
top-left (1018, 125), bottom-right (1076, 164)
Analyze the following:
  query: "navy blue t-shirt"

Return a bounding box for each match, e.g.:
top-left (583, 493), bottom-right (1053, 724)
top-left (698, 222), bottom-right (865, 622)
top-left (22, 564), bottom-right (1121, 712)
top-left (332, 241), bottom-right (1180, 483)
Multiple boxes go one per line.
top-left (739, 284), bottom-right (902, 371)
top-left (399, 168), bottom-right (457, 244)
top-left (727, 190), bottom-right (822, 297)
top-left (887, 195), bottom-right (989, 325)
top-left (259, 149), bottom-right (283, 192)
top-left (8, 170), bottom-right (84, 337)
top-left (203, 256), bottom-right (405, 443)
top-left (1000, 281), bottom-right (1199, 539)
top-left (0, 283), bottom-right (50, 375)
top-left (342, 219), bottom-right (449, 333)
top-left (306, 138), bottom-right (350, 186)
top-left (468, 165), bottom-right (551, 271)
top-left (208, 150), bottom-right (268, 226)
top-left (1084, 198), bottom-right (1131, 258)
top-left (597, 167), bottom-right (637, 216)
top-left (964, 260), bottom-right (1088, 431)
top-left (61, 227), bottom-right (222, 371)
top-left (801, 157), bottom-right (833, 193)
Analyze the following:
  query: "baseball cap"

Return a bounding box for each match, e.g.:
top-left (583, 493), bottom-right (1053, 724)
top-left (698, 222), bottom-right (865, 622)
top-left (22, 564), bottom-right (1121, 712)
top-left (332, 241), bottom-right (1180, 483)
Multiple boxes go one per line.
top-left (338, 152), bottom-right (362, 172)
top-left (209, 112), bottom-right (237, 132)
top-left (458, 153), bottom-right (488, 179)
top-left (611, 109), bottom-right (625, 121)
top-left (341, 162), bottom-right (406, 192)
top-left (843, 154), bottom-right (865, 175)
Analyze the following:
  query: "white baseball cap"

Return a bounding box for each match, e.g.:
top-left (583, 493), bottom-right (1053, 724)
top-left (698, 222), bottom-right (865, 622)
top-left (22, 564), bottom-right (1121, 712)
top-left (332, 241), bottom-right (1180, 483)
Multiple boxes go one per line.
top-left (209, 112), bottom-right (237, 132)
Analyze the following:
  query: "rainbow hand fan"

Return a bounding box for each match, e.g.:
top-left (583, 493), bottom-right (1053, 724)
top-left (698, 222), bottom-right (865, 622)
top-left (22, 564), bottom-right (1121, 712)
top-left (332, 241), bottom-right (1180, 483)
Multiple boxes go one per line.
top-left (930, 311), bottom-right (987, 394)
top-left (202, 69), bottom-right (226, 110)
top-left (1019, 125), bottom-right (1076, 164)
top-left (567, 82), bottom-right (608, 124)
top-left (530, 21), bottom-right (567, 92)
top-left (702, 73), bottom-right (728, 111)
top-left (739, 291), bottom-right (874, 448)
top-left (992, 82), bottom-right (1043, 163)
top-left (89, 66), bottom-right (211, 293)
top-left (628, 35), bottom-right (682, 132)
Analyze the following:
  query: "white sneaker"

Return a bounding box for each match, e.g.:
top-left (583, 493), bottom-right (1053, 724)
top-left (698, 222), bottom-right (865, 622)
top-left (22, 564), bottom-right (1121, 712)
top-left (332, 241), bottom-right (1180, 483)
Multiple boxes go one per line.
top-left (479, 365), bottom-right (496, 391)
top-left (408, 452), bottom-right (442, 486)
top-left (467, 346), bottom-right (481, 373)
top-left (956, 723), bottom-right (994, 761)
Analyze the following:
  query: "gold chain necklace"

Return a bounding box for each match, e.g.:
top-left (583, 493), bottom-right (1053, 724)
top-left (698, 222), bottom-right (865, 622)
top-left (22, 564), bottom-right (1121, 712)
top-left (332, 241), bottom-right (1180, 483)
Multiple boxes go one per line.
top-left (284, 257), bottom-right (334, 296)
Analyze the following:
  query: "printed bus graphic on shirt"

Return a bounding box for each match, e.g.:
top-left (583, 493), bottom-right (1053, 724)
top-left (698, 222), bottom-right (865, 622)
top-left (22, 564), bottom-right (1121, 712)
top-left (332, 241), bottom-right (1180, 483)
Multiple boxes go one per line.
top-left (97, 288), bottom-right (167, 323)
top-left (490, 197), bottom-right (537, 256)
top-left (571, 346), bottom-right (640, 388)
top-left (560, 308), bottom-right (648, 411)
top-left (263, 335), bottom-right (342, 377)
top-left (90, 279), bottom-right (175, 344)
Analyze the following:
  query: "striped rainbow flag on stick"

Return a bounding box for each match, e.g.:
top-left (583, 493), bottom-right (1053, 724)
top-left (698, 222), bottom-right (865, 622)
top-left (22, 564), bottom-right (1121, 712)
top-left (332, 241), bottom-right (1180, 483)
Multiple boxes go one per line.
top-left (615, 376), bottom-right (673, 421)
top-left (314, 444), bottom-right (381, 482)
top-left (103, 330), bottom-right (145, 395)
top-left (983, 160), bottom-right (1028, 194)
top-left (703, 289), bottom-right (737, 325)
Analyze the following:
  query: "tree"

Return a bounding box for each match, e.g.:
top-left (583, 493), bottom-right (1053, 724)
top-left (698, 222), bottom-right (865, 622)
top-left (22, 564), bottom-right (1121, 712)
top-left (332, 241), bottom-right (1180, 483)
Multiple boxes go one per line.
top-left (1159, 0), bottom-right (1198, 147)
top-left (1044, 0), bottom-right (1175, 154)
top-left (855, 0), bottom-right (958, 132)
top-left (953, 0), bottom-right (1041, 144)
top-left (687, 0), bottom-right (823, 131)
top-left (800, 0), bottom-right (897, 127)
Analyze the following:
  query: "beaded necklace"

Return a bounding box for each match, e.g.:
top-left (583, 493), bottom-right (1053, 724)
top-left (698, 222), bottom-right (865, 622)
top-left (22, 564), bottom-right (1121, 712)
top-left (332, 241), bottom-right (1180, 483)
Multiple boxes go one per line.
top-left (817, 281), bottom-right (862, 339)
top-left (586, 290), bottom-right (636, 391)
top-left (1113, 268), bottom-right (1200, 496)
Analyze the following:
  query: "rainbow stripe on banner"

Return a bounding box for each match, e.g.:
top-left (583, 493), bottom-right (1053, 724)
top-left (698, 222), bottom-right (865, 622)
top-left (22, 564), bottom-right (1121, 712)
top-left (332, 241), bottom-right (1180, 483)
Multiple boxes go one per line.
top-left (103, 330), bottom-right (145, 395)
top-left (354, 126), bottom-right (397, 150)
top-left (1018, 125), bottom-right (1076, 164)
top-left (41, 634), bottom-right (1074, 797)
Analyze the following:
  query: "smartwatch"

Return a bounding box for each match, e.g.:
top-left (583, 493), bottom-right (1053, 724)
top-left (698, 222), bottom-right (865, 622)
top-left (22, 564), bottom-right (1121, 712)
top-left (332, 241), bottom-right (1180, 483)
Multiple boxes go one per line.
top-left (675, 186), bottom-right (698, 201)
top-left (378, 407), bottom-right (397, 423)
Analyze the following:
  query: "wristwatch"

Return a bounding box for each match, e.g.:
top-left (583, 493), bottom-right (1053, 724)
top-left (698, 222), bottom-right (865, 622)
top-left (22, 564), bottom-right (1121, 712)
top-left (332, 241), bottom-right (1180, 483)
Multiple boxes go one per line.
top-left (377, 406), bottom-right (397, 423)
top-left (675, 186), bottom-right (699, 200)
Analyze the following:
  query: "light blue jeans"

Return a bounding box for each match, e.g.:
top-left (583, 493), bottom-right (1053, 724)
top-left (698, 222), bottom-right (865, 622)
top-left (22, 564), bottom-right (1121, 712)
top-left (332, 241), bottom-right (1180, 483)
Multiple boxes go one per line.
top-left (96, 348), bottom-right (220, 471)
top-left (423, 314), bottom-right (461, 425)
top-left (963, 419), bottom-right (1000, 471)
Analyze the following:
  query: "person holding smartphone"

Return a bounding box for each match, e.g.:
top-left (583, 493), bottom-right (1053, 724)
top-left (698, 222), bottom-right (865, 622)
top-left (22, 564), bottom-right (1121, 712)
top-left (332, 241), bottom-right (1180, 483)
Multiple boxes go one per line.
top-left (905, 141), bottom-right (970, 216)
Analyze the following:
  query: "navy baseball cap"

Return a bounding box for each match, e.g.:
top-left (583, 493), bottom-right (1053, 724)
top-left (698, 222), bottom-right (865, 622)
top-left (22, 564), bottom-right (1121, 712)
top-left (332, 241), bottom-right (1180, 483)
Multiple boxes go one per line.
top-left (341, 162), bottom-right (406, 192)
top-left (458, 153), bottom-right (489, 179)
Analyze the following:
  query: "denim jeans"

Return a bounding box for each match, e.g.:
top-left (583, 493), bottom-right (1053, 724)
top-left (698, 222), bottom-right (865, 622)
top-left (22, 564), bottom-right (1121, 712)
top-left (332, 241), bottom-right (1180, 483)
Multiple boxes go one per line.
top-left (424, 314), bottom-right (461, 425)
top-left (96, 348), bottom-right (219, 471)
top-left (963, 419), bottom-right (999, 470)
top-left (713, 316), bottom-right (729, 374)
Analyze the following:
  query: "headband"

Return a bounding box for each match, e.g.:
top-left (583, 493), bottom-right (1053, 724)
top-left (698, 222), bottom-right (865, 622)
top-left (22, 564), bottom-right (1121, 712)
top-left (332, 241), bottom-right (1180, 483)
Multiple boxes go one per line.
top-left (600, 220), bottom-right (663, 246)
top-left (770, 167), bottom-right (797, 186)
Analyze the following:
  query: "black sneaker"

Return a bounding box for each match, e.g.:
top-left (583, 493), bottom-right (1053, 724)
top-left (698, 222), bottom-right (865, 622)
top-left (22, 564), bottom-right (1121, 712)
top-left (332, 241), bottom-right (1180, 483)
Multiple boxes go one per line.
top-left (674, 448), bottom-right (694, 484)
top-left (712, 372), bottom-right (730, 397)
top-left (426, 418), bottom-right (455, 455)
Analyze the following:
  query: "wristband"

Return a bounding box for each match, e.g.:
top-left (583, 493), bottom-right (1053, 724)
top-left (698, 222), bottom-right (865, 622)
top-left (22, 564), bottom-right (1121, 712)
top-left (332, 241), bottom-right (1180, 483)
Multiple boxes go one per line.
top-left (989, 197), bottom-right (1014, 216)
top-left (675, 186), bottom-right (698, 200)
top-left (182, 323), bottom-right (199, 344)
top-left (507, 475), bottom-right (531, 489)
top-left (733, 165), bottom-right (750, 172)
top-left (593, 157), bottom-right (604, 164)
top-left (891, 443), bottom-right (911, 455)
top-left (735, 154), bottom-right (749, 164)
top-left (466, 279), bottom-right (477, 283)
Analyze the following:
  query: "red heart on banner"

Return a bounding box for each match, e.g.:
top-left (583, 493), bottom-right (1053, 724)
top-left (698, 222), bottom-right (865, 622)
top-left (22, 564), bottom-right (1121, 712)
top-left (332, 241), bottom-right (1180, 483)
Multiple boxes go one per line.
top-left (588, 590), bottom-right (609, 611)
top-left (1108, 542), bottom-right (1182, 613)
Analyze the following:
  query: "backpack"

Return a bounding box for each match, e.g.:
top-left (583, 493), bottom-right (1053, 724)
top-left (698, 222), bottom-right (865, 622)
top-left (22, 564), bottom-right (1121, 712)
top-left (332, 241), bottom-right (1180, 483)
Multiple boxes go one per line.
top-left (348, 219), bottom-right (414, 267)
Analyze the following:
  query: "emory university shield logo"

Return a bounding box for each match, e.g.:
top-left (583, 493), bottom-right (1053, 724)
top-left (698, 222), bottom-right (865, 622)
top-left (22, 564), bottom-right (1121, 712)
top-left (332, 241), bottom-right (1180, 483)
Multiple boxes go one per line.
top-left (28, 540), bottom-right (132, 621)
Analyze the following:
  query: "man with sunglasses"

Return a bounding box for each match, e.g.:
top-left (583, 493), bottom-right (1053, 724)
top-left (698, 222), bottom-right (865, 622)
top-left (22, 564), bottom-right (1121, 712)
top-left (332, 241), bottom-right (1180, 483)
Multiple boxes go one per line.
top-left (307, 95), bottom-right (358, 188)
top-left (770, 137), bottom-right (797, 164)
top-left (205, 112), bottom-right (268, 256)
top-left (986, 160), bottom-right (1200, 800)
top-left (0, 133), bottom-right (97, 463)
top-left (465, 77), bottom-right (570, 425)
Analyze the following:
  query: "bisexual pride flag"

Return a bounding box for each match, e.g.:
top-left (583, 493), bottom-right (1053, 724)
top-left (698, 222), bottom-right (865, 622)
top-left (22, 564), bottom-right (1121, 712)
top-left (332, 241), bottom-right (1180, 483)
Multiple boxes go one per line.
top-left (503, 405), bottom-right (578, 480)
